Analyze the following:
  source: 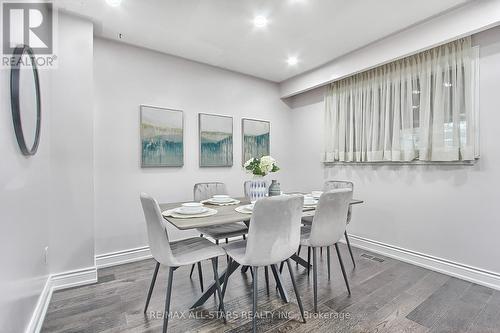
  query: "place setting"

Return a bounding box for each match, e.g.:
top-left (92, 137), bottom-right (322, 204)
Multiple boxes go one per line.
top-left (235, 201), bottom-right (255, 214)
top-left (162, 202), bottom-right (218, 219)
top-left (303, 191), bottom-right (322, 210)
top-left (201, 194), bottom-right (241, 206)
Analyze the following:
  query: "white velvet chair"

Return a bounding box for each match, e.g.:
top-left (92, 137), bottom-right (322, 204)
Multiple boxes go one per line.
top-left (301, 180), bottom-right (356, 270)
top-left (300, 188), bottom-right (353, 312)
top-left (140, 193), bottom-right (227, 333)
top-left (221, 195), bottom-right (306, 333)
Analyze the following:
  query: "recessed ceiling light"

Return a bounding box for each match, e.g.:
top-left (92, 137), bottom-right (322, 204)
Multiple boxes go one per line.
top-left (106, 0), bottom-right (122, 7)
top-left (287, 56), bottom-right (298, 66)
top-left (253, 16), bottom-right (268, 28)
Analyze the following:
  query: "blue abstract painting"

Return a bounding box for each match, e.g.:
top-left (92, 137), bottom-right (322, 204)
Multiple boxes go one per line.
top-left (242, 118), bottom-right (270, 165)
top-left (141, 106), bottom-right (183, 167)
top-left (199, 113), bottom-right (233, 167)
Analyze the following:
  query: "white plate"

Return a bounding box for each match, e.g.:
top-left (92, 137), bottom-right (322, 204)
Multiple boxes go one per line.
top-left (242, 204), bottom-right (254, 211)
top-left (174, 207), bottom-right (208, 215)
top-left (235, 206), bottom-right (253, 214)
top-left (162, 208), bottom-right (218, 219)
top-left (202, 199), bottom-right (240, 206)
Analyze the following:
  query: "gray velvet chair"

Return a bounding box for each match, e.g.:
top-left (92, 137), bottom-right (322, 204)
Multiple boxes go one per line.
top-left (301, 180), bottom-right (356, 268)
top-left (300, 188), bottom-right (353, 312)
top-left (222, 195), bottom-right (306, 333)
top-left (140, 193), bottom-right (227, 333)
top-left (189, 182), bottom-right (248, 291)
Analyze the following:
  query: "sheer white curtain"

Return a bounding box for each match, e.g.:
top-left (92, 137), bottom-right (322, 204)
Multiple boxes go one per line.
top-left (324, 37), bottom-right (479, 163)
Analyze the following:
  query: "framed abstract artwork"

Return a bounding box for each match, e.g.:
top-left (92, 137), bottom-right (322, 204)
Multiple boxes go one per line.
top-left (140, 105), bottom-right (184, 167)
top-left (199, 113), bottom-right (233, 167)
top-left (242, 118), bottom-right (270, 165)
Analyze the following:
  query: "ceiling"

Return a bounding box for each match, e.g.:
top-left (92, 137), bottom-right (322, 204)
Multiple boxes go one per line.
top-left (57, 0), bottom-right (473, 82)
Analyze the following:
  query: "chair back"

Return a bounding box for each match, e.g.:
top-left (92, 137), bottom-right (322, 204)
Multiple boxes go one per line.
top-left (324, 180), bottom-right (354, 223)
top-left (309, 189), bottom-right (353, 247)
top-left (244, 195), bottom-right (303, 266)
top-left (194, 182), bottom-right (227, 201)
top-left (243, 179), bottom-right (271, 199)
top-left (140, 193), bottom-right (175, 266)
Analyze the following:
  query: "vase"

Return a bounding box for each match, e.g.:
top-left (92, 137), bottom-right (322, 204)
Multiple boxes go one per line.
top-left (268, 180), bottom-right (281, 196)
top-left (248, 176), bottom-right (268, 201)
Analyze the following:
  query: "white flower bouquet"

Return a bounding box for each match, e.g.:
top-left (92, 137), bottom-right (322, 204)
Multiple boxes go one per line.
top-left (244, 156), bottom-right (280, 176)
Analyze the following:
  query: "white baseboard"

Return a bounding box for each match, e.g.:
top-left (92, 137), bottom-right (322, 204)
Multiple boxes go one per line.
top-left (95, 246), bottom-right (152, 269)
top-left (51, 266), bottom-right (98, 291)
top-left (25, 266), bottom-right (97, 333)
top-left (345, 234), bottom-right (500, 291)
top-left (26, 276), bottom-right (53, 333)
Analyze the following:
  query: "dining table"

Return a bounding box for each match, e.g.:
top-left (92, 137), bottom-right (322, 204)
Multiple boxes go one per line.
top-left (160, 195), bottom-right (363, 309)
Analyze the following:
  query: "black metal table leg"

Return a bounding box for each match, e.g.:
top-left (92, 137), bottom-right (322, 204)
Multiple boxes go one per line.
top-left (290, 253), bottom-right (311, 269)
top-left (190, 260), bottom-right (240, 309)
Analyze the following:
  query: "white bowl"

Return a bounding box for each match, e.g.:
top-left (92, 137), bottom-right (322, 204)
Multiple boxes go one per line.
top-left (211, 195), bottom-right (232, 202)
top-left (181, 202), bottom-right (204, 214)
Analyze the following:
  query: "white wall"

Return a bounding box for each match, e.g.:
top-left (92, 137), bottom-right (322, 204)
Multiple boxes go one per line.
top-left (286, 26), bottom-right (500, 278)
top-left (280, 0), bottom-right (500, 98)
top-left (0, 13), bottom-right (95, 332)
top-left (48, 14), bottom-right (95, 274)
top-left (93, 38), bottom-right (294, 256)
top-left (0, 51), bottom-right (51, 333)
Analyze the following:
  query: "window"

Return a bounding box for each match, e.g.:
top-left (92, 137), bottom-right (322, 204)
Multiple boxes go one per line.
top-left (323, 37), bottom-right (479, 163)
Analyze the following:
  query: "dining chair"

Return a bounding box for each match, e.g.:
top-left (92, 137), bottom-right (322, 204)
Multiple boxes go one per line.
top-left (140, 193), bottom-right (227, 333)
top-left (221, 195), bottom-right (306, 333)
top-left (243, 179), bottom-right (271, 200)
top-left (189, 182), bottom-right (248, 291)
top-left (300, 188), bottom-right (353, 312)
top-left (301, 180), bottom-right (356, 268)
top-left (243, 179), bottom-right (272, 284)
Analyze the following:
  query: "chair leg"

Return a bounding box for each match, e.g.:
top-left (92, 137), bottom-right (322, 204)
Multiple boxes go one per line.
top-left (197, 261), bottom-right (204, 292)
top-left (211, 258), bottom-right (227, 323)
top-left (344, 231), bottom-right (356, 267)
top-left (307, 247), bottom-right (311, 275)
top-left (285, 259), bottom-right (306, 323)
top-left (312, 247), bottom-right (318, 313)
top-left (279, 261), bottom-right (284, 273)
top-left (225, 238), bottom-right (228, 244)
top-left (264, 266), bottom-right (269, 295)
top-left (162, 267), bottom-right (175, 333)
top-left (189, 264), bottom-right (195, 278)
top-left (243, 234), bottom-right (246, 240)
top-left (327, 246), bottom-right (331, 281)
top-left (335, 243), bottom-right (351, 295)
top-left (320, 247), bottom-right (323, 255)
top-left (144, 261), bottom-right (160, 314)
top-left (216, 239), bottom-right (219, 245)
top-left (252, 266), bottom-right (259, 333)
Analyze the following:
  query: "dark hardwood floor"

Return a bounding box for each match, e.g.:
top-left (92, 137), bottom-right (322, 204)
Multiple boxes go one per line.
top-left (41, 244), bottom-right (500, 332)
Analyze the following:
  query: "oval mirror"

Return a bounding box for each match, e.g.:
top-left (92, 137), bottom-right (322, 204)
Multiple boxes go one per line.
top-left (10, 45), bottom-right (41, 156)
